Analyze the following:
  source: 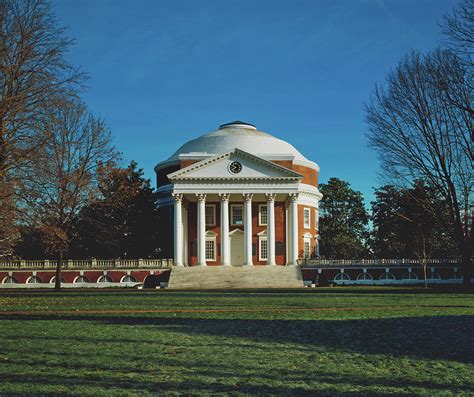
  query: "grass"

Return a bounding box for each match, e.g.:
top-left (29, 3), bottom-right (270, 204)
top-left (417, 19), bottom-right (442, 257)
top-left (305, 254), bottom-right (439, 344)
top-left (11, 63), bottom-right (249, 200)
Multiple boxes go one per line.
top-left (0, 287), bottom-right (473, 396)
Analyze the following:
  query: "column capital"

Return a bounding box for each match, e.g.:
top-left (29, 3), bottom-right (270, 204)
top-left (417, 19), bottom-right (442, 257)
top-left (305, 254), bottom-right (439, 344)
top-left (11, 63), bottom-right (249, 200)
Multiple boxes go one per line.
top-left (242, 193), bottom-right (253, 202)
top-left (265, 193), bottom-right (277, 202)
top-left (195, 193), bottom-right (207, 202)
top-left (289, 193), bottom-right (299, 202)
top-left (219, 193), bottom-right (230, 201)
top-left (172, 193), bottom-right (183, 202)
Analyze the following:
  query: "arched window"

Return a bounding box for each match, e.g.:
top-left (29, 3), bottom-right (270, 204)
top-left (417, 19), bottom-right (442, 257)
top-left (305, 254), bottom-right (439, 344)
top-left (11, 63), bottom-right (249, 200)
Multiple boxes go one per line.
top-left (121, 275), bottom-right (137, 283)
top-left (334, 272), bottom-right (350, 281)
top-left (50, 276), bottom-right (65, 284)
top-left (356, 272), bottom-right (373, 281)
top-left (2, 276), bottom-right (18, 284)
top-left (379, 272), bottom-right (396, 280)
top-left (97, 275), bottom-right (113, 283)
top-left (74, 275), bottom-right (89, 283)
top-left (402, 272), bottom-right (418, 280)
top-left (427, 272), bottom-right (441, 280)
top-left (27, 276), bottom-right (43, 284)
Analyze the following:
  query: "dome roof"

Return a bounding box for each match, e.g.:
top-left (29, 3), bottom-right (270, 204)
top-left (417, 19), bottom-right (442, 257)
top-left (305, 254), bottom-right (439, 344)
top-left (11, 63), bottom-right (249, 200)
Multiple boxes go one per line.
top-left (160, 121), bottom-right (317, 169)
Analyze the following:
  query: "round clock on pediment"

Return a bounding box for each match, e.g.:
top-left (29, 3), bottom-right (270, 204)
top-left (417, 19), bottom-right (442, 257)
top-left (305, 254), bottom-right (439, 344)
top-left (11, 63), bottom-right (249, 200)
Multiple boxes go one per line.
top-left (228, 161), bottom-right (242, 174)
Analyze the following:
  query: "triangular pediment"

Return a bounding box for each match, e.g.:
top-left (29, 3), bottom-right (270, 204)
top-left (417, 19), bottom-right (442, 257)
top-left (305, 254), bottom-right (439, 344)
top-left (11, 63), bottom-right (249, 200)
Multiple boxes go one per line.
top-left (167, 149), bottom-right (302, 181)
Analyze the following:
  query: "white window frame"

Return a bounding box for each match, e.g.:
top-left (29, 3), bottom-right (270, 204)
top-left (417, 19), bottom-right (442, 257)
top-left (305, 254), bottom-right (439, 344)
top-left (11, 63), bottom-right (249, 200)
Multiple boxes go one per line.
top-left (303, 207), bottom-right (311, 229)
top-left (205, 204), bottom-right (216, 226)
top-left (315, 209), bottom-right (319, 230)
top-left (231, 204), bottom-right (244, 226)
top-left (259, 237), bottom-right (268, 261)
top-left (258, 204), bottom-right (268, 226)
top-left (205, 236), bottom-right (217, 262)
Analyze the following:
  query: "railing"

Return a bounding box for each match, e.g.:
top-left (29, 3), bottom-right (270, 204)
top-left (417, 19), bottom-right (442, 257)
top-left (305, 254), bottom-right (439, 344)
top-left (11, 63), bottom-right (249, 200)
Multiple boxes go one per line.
top-left (300, 258), bottom-right (461, 266)
top-left (0, 259), bottom-right (174, 270)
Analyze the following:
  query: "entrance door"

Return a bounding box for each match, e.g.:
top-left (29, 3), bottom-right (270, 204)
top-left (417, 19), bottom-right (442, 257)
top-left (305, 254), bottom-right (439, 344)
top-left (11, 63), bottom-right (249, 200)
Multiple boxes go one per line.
top-left (230, 230), bottom-right (244, 266)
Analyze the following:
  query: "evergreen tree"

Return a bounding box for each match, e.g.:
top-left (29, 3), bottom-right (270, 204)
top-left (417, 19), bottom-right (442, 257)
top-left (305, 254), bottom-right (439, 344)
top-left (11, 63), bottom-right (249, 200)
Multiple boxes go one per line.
top-left (371, 182), bottom-right (458, 259)
top-left (319, 178), bottom-right (369, 259)
top-left (70, 161), bottom-right (160, 259)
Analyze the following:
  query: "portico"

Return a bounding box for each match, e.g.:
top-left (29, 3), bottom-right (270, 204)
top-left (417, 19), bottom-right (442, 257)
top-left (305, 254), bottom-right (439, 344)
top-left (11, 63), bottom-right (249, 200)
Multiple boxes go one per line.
top-left (172, 190), bottom-right (301, 266)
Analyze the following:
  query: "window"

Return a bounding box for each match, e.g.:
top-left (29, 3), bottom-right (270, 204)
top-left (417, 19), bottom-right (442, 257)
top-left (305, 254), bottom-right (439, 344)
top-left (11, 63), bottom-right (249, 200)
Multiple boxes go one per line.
top-left (50, 276), bottom-right (65, 284)
top-left (304, 240), bottom-right (311, 259)
top-left (2, 276), bottom-right (18, 284)
top-left (259, 238), bottom-right (268, 261)
top-left (379, 272), bottom-right (395, 280)
top-left (27, 276), bottom-right (42, 284)
top-left (205, 238), bottom-right (216, 261)
top-left (334, 272), bottom-right (350, 281)
top-left (356, 272), bottom-right (373, 280)
top-left (97, 275), bottom-right (113, 283)
top-left (231, 204), bottom-right (243, 225)
top-left (315, 209), bottom-right (319, 230)
top-left (303, 208), bottom-right (311, 229)
top-left (74, 275), bottom-right (89, 283)
top-left (402, 272), bottom-right (418, 280)
top-left (259, 204), bottom-right (268, 226)
top-left (205, 204), bottom-right (216, 226)
top-left (427, 271), bottom-right (441, 280)
top-left (121, 275), bottom-right (137, 283)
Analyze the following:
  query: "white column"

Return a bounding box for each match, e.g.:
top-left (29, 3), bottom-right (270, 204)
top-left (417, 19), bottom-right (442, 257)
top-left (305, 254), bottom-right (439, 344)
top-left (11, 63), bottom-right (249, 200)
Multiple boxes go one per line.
top-left (196, 193), bottom-right (207, 266)
top-left (289, 193), bottom-right (299, 265)
top-left (266, 193), bottom-right (277, 266)
top-left (219, 193), bottom-right (230, 266)
top-left (243, 193), bottom-right (253, 266)
top-left (172, 193), bottom-right (184, 267)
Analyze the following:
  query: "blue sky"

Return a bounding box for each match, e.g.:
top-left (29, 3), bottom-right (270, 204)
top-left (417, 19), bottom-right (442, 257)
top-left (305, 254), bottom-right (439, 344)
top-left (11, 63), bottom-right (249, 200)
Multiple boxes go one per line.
top-left (53, 0), bottom-right (457, 205)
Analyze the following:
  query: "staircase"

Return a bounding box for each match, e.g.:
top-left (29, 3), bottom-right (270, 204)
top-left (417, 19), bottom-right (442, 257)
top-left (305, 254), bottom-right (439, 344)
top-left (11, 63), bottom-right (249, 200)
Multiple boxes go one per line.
top-left (166, 265), bottom-right (304, 289)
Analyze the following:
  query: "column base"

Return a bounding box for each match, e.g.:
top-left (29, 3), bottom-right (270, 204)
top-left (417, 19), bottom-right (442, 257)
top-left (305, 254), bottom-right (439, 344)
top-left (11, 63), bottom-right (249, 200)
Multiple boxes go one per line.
top-left (267, 261), bottom-right (277, 266)
top-left (198, 262), bottom-right (207, 267)
top-left (222, 262), bottom-right (231, 266)
top-left (244, 262), bottom-right (254, 266)
top-left (174, 262), bottom-right (184, 267)
top-left (286, 261), bottom-right (298, 266)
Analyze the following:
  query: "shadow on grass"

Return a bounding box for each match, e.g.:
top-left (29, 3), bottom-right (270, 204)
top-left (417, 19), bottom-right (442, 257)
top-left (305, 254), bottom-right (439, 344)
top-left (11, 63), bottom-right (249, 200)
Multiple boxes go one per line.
top-left (2, 314), bottom-right (473, 364)
top-left (1, 369), bottom-right (470, 396)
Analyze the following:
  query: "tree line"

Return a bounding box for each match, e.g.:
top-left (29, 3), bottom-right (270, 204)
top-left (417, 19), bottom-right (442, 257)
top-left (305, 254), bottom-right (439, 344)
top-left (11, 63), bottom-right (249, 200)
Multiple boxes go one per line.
top-left (318, 177), bottom-right (458, 260)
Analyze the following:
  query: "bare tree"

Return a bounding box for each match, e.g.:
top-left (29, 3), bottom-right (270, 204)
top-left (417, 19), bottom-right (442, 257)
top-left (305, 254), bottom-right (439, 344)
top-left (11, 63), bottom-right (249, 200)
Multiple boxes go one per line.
top-left (18, 99), bottom-right (119, 290)
top-left (0, 0), bottom-right (83, 256)
top-left (366, 50), bottom-right (473, 287)
top-left (441, 0), bottom-right (474, 65)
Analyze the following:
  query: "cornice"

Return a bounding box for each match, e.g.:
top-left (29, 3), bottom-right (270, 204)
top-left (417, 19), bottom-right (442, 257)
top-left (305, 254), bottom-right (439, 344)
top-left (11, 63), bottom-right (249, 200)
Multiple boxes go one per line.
top-left (167, 148), bottom-right (303, 180)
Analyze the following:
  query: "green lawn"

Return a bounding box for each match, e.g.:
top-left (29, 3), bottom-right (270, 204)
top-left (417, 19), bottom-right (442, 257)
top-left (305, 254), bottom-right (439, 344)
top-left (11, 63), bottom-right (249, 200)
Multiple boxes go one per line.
top-left (0, 287), bottom-right (473, 396)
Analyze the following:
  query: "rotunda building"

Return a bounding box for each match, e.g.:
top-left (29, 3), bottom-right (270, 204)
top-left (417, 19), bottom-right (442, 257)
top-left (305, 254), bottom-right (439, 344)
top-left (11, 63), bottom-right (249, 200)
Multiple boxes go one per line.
top-left (155, 121), bottom-right (322, 266)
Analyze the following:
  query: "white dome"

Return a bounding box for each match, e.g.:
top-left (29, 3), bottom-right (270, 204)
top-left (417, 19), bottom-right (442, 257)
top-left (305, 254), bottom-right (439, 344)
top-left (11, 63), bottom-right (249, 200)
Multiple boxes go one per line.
top-left (162, 121), bottom-right (317, 169)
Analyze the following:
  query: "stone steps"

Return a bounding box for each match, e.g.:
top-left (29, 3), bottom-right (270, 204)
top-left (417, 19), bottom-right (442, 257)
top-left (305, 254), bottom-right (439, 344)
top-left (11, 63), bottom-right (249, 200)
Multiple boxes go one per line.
top-left (166, 265), bottom-right (304, 289)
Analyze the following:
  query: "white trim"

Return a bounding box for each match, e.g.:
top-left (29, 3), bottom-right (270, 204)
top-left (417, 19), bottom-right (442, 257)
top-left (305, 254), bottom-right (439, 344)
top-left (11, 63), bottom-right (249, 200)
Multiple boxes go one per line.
top-left (258, 204), bottom-right (268, 226)
top-left (303, 207), bottom-right (311, 229)
top-left (205, 204), bottom-right (216, 226)
top-left (231, 204), bottom-right (244, 226)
